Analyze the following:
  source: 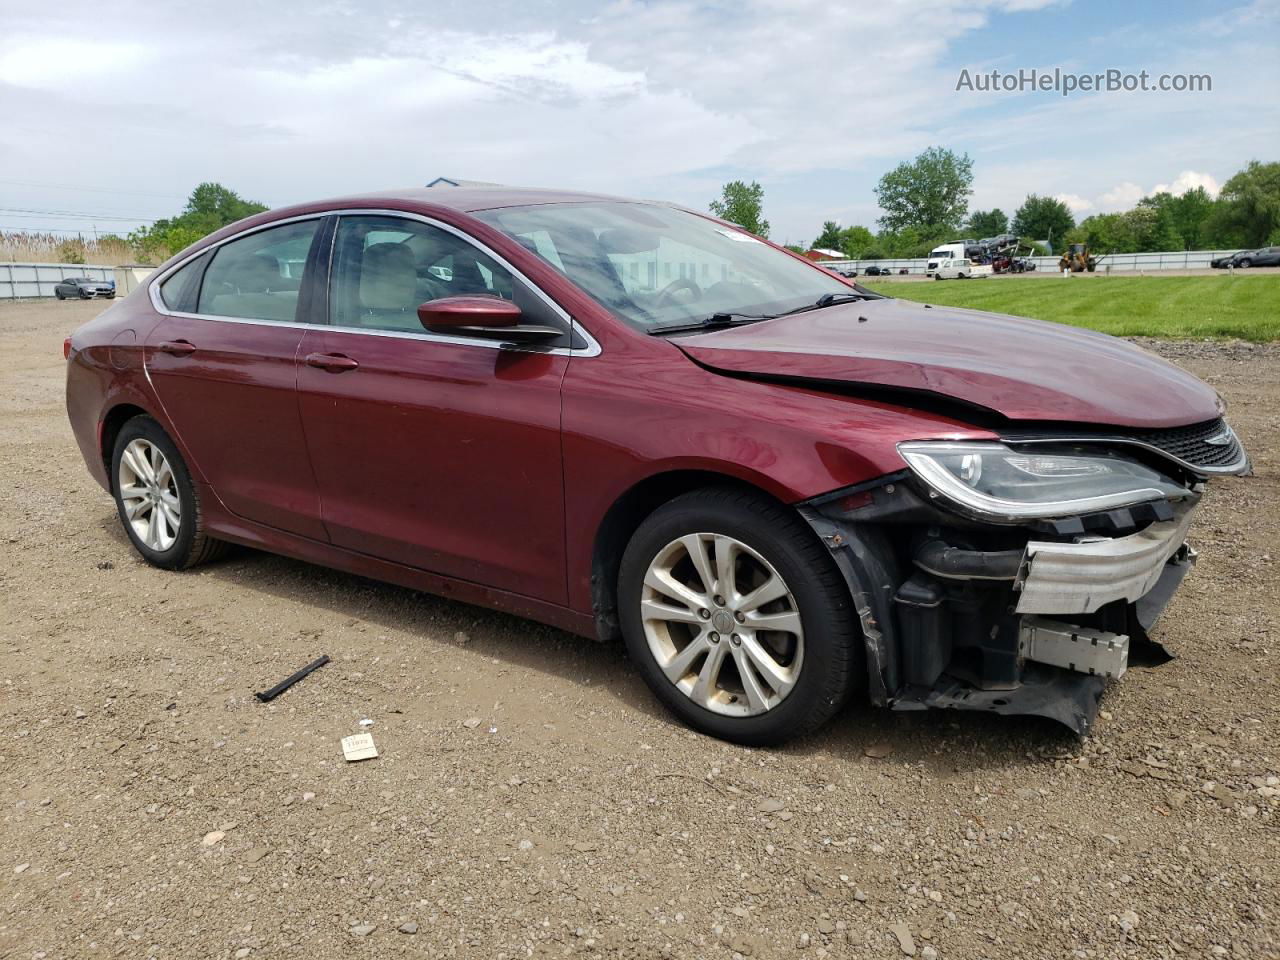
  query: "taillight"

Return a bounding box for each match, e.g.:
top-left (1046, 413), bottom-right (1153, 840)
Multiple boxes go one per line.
top-left (63, 337), bottom-right (72, 360)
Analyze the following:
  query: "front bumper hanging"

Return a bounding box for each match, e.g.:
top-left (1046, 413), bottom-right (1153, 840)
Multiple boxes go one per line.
top-left (802, 502), bottom-right (1197, 735)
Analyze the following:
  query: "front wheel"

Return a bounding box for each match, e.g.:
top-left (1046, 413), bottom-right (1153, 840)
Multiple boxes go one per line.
top-left (618, 488), bottom-right (861, 746)
top-left (1239, 259), bottom-right (1252, 268)
top-left (111, 416), bottom-right (227, 570)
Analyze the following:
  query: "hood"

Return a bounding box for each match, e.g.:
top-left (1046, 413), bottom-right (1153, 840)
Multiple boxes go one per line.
top-left (675, 298), bottom-right (1221, 429)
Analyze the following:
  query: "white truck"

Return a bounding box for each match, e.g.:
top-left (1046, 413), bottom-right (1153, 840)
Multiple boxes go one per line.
top-left (926, 242), bottom-right (970, 277)
top-left (933, 257), bottom-right (991, 280)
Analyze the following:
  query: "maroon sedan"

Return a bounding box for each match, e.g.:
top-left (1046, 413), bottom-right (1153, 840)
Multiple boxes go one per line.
top-left (66, 188), bottom-right (1249, 742)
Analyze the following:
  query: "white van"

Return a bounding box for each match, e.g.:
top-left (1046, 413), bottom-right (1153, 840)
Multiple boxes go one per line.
top-left (933, 258), bottom-right (991, 280)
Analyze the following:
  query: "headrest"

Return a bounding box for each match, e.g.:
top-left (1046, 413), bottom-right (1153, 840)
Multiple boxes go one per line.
top-left (360, 243), bottom-right (416, 311)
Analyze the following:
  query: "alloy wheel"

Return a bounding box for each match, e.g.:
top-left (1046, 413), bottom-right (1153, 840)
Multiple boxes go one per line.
top-left (640, 533), bottom-right (804, 717)
top-left (117, 438), bottom-right (182, 551)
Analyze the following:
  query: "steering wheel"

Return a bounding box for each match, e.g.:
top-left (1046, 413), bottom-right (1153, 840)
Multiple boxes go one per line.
top-left (654, 276), bottom-right (703, 309)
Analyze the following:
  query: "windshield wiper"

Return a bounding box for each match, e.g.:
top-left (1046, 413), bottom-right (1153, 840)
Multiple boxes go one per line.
top-left (775, 291), bottom-right (872, 317)
top-left (647, 312), bottom-right (773, 336)
top-left (647, 292), bottom-right (876, 336)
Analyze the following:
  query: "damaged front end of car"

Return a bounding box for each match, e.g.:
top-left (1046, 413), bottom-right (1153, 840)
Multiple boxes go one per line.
top-left (799, 418), bottom-right (1250, 735)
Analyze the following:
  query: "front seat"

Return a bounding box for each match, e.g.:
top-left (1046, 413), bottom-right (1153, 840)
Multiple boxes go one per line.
top-left (358, 243), bottom-right (419, 330)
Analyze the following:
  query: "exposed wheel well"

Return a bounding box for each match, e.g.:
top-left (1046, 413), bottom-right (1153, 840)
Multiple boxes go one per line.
top-left (100, 404), bottom-right (149, 487)
top-left (589, 470), bottom-right (788, 642)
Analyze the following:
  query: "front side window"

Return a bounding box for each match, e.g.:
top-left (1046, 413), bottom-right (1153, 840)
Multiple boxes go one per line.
top-left (472, 202), bottom-right (854, 332)
top-left (329, 215), bottom-right (519, 332)
top-left (196, 219), bottom-right (320, 322)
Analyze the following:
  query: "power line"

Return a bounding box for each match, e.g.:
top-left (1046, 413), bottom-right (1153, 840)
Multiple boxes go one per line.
top-left (0, 225), bottom-right (132, 235)
top-left (0, 177), bottom-right (187, 200)
top-left (0, 206), bottom-right (159, 222)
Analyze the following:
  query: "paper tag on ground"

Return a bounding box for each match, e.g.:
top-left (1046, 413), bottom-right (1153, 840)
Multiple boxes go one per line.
top-left (341, 733), bottom-right (378, 762)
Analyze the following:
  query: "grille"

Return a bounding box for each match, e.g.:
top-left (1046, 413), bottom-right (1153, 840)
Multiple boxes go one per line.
top-left (1126, 417), bottom-right (1243, 470)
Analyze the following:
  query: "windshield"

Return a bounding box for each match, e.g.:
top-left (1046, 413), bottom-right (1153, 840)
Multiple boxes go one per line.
top-left (472, 201), bottom-right (855, 332)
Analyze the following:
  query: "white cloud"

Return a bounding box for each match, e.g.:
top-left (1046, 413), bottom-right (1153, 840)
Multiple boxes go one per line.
top-left (1055, 193), bottom-right (1094, 214)
top-left (0, 0), bottom-right (1273, 242)
top-left (1098, 182), bottom-right (1146, 211)
top-left (1150, 170), bottom-right (1221, 198)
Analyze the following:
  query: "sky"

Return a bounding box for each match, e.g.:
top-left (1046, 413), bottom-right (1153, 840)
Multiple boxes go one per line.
top-left (0, 0), bottom-right (1277, 246)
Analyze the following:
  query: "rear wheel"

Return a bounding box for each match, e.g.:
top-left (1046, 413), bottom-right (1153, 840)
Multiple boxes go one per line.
top-left (618, 488), bottom-right (860, 746)
top-left (111, 416), bottom-right (227, 570)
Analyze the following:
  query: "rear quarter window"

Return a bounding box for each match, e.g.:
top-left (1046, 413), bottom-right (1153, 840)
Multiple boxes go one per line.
top-left (158, 255), bottom-right (207, 313)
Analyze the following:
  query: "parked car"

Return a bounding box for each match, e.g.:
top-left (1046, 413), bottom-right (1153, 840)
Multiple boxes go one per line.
top-left (1234, 246), bottom-right (1280, 268)
top-left (55, 276), bottom-right (115, 300)
top-left (862, 264), bottom-right (886, 276)
top-left (65, 188), bottom-right (1250, 743)
top-left (933, 257), bottom-right (991, 279)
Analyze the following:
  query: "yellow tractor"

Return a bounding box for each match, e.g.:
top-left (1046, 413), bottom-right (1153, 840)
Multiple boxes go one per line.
top-left (1058, 242), bottom-right (1099, 273)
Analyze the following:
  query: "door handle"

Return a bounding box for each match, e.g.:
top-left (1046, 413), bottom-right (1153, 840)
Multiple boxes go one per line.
top-left (305, 352), bottom-right (359, 372)
top-left (157, 340), bottom-right (196, 356)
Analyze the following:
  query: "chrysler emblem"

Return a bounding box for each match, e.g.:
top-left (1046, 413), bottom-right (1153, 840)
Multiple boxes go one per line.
top-left (1204, 429), bottom-right (1233, 447)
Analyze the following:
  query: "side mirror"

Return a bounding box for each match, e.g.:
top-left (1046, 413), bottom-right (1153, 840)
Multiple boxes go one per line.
top-left (417, 296), bottom-right (562, 343)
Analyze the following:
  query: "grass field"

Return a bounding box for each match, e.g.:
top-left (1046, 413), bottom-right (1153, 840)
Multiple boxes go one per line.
top-left (864, 274), bottom-right (1280, 341)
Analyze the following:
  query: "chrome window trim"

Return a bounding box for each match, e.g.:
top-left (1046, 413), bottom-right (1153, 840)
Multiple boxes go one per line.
top-left (147, 208), bottom-right (602, 358)
top-left (1002, 432), bottom-right (1250, 478)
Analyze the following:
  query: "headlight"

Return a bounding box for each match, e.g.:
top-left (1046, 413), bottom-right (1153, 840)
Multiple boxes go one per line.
top-left (897, 441), bottom-right (1189, 521)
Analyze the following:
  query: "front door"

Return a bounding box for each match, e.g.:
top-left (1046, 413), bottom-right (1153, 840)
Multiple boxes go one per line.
top-left (145, 218), bottom-right (327, 540)
top-left (296, 213), bottom-right (571, 603)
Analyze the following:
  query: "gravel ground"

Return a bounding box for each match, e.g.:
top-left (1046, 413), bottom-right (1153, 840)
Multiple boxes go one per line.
top-left (2, 300), bottom-right (1278, 960)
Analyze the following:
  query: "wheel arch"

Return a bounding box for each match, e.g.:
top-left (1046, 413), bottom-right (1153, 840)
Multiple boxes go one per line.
top-left (589, 468), bottom-right (795, 643)
top-left (99, 402), bottom-right (152, 489)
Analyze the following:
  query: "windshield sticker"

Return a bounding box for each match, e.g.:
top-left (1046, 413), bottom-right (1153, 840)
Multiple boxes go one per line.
top-left (716, 229), bottom-right (763, 243)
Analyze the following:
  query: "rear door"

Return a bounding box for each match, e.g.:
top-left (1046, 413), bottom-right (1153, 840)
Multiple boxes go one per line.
top-left (145, 217), bottom-right (329, 540)
top-left (295, 213), bottom-right (573, 602)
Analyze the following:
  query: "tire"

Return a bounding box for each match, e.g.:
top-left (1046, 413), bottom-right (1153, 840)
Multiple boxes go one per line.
top-left (55, 290), bottom-right (64, 300)
top-left (1239, 259), bottom-right (1252, 268)
top-left (618, 487), bottom-right (861, 746)
top-left (110, 415), bottom-right (228, 570)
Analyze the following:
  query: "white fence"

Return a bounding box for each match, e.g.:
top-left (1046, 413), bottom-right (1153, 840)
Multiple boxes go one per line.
top-left (0, 262), bottom-right (115, 300)
top-left (828, 249), bottom-right (1244, 276)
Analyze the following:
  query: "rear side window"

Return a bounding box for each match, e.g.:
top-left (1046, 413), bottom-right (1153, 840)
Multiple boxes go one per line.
top-left (159, 256), bottom-right (205, 312)
top-left (196, 220), bottom-right (320, 322)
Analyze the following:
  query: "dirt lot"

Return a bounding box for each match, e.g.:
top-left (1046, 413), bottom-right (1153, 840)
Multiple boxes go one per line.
top-left (2, 299), bottom-right (1278, 960)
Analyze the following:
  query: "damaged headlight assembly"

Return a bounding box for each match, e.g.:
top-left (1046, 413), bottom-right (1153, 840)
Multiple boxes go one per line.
top-left (896, 441), bottom-right (1190, 522)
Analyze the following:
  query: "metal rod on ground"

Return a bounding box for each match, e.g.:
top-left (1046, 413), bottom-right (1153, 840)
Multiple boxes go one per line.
top-left (254, 655), bottom-right (330, 702)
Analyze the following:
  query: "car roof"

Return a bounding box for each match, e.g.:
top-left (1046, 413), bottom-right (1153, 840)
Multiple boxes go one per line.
top-left (271, 186), bottom-right (634, 219)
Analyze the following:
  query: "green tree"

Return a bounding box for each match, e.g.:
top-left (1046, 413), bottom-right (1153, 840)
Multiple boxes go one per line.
top-left (874, 146), bottom-right (973, 235)
top-left (1070, 212), bottom-right (1136, 253)
top-left (1138, 187), bottom-right (1215, 250)
top-left (966, 208), bottom-right (1009, 237)
top-left (838, 225), bottom-right (876, 258)
top-left (1011, 195), bottom-right (1075, 249)
top-left (130, 182), bottom-right (269, 260)
top-left (1202, 161), bottom-right (1280, 248)
top-left (878, 226), bottom-right (945, 258)
top-left (812, 220), bottom-right (843, 250)
top-left (709, 180), bottom-right (770, 238)
top-left (56, 238), bottom-right (87, 264)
